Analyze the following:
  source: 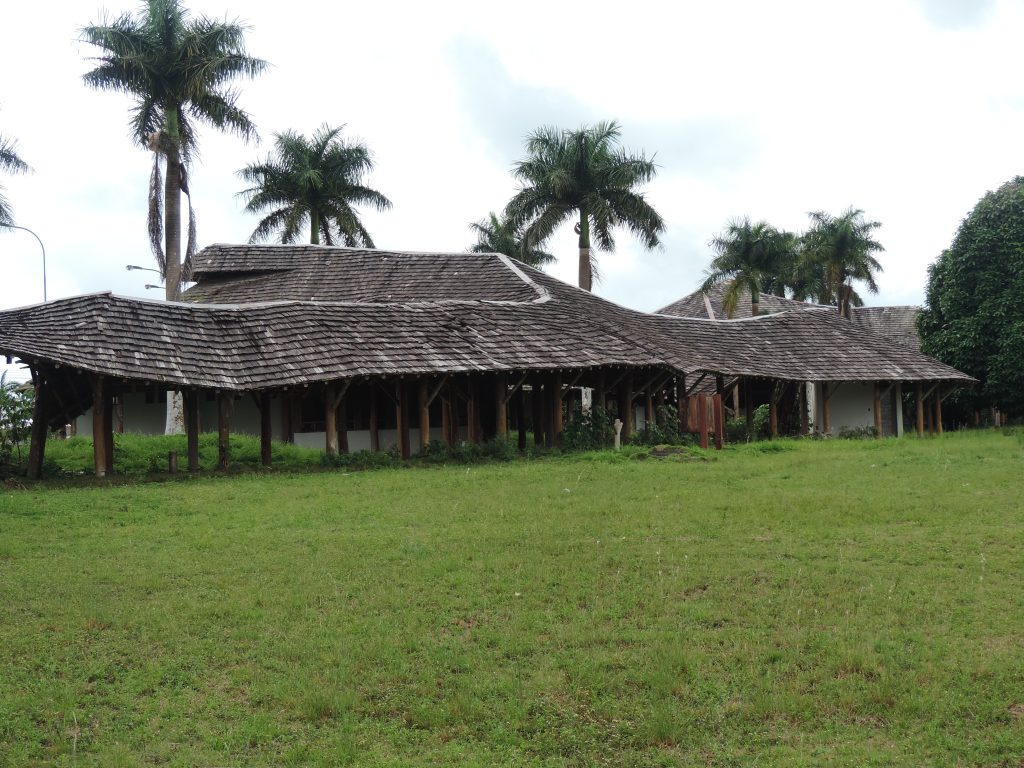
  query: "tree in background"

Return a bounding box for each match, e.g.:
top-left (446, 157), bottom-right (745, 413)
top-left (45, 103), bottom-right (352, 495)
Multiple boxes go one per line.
top-left (918, 177), bottom-right (1024, 416)
top-left (0, 133), bottom-right (30, 226)
top-left (504, 121), bottom-right (664, 292)
top-left (796, 207), bottom-right (884, 317)
top-left (239, 124), bottom-right (391, 246)
top-left (81, 0), bottom-right (266, 300)
top-left (468, 211), bottom-right (554, 268)
top-left (0, 371), bottom-right (33, 467)
top-left (700, 218), bottom-right (797, 317)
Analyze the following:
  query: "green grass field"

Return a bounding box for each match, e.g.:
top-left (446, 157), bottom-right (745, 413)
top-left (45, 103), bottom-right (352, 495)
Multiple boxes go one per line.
top-left (1, 432), bottom-right (1022, 766)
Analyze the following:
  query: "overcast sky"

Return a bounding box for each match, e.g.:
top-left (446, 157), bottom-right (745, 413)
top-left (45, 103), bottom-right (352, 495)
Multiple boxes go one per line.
top-left (2, 0), bottom-right (1023, 332)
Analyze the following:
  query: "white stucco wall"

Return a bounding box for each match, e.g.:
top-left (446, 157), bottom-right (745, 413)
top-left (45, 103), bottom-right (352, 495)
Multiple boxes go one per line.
top-left (75, 393), bottom-right (284, 439)
top-left (810, 382), bottom-right (903, 436)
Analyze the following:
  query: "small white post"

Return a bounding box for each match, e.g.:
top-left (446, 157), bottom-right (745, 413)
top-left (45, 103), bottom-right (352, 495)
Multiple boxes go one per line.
top-left (614, 418), bottom-right (623, 450)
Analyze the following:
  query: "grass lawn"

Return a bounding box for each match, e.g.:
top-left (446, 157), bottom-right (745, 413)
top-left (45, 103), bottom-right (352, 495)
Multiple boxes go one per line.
top-left (1, 431), bottom-right (1022, 766)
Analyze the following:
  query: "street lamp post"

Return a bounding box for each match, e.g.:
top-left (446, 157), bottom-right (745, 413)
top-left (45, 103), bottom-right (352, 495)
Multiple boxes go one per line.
top-left (1, 223), bottom-right (47, 302)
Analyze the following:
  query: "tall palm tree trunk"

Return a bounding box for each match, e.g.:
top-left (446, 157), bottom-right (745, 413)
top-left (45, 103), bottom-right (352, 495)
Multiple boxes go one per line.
top-left (163, 108), bottom-right (182, 302)
top-left (309, 209), bottom-right (320, 245)
top-left (578, 208), bottom-right (591, 292)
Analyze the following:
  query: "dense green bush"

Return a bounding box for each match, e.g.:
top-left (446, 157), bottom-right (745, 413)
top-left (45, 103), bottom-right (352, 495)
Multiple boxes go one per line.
top-left (562, 405), bottom-right (615, 451)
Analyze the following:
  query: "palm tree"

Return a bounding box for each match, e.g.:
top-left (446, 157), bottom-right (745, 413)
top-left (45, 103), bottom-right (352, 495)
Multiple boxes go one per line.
top-left (798, 208), bottom-right (884, 317)
top-left (81, 0), bottom-right (266, 300)
top-left (504, 121), bottom-right (665, 292)
top-left (468, 211), bottom-right (555, 268)
top-left (0, 133), bottom-right (30, 226)
top-left (700, 218), bottom-right (797, 317)
top-left (238, 124), bottom-right (391, 246)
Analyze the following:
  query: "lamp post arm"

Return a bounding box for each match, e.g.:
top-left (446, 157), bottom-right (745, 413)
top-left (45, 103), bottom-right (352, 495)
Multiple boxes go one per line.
top-left (1, 223), bottom-right (46, 302)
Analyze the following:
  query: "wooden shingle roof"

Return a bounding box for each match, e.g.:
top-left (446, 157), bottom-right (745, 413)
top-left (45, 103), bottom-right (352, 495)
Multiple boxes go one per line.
top-left (0, 245), bottom-right (973, 390)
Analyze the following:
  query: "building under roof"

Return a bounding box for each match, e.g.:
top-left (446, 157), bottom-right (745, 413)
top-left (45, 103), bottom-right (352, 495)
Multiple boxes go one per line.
top-left (0, 245), bottom-right (972, 477)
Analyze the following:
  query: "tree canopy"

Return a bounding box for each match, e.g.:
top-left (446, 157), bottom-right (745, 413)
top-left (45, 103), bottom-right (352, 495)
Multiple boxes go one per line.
top-left (0, 133), bottom-right (30, 227)
top-left (239, 124), bottom-right (391, 246)
top-left (918, 177), bottom-right (1024, 415)
top-left (700, 218), bottom-right (797, 317)
top-left (81, 0), bottom-right (266, 296)
top-left (504, 121), bottom-right (664, 292)
top-left (468, 211), bottom-right (554, 268)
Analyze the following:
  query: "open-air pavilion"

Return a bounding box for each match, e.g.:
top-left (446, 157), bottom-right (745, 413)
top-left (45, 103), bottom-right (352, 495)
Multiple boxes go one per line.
top-left (0, 245), bottom-right (975, 478)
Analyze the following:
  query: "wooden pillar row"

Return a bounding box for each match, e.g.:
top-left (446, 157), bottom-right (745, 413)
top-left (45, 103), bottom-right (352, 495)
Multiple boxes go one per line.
top-left (325, 384), bottom-right (339, 457)
top-left (935, 388), bottom-right (944, 436)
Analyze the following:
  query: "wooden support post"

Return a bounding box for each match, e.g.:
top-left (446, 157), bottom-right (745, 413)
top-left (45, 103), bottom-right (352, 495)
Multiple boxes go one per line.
top-left (822, 383), bottom-right (832, 437)
top-left (369, 388), bottom-right (380, 452)
top-left (419, 378), bottom-right (431, 452)
top-left (697, 395), bottom-right (709, 450)
top-left (549, 371), bottom-right (563, 448)
top-left (441, 395), bottom-right (453, 447)
top-left (103, 391), bottom-right (114, 475)
top-left (532, 379), bottom-right (544, 446)
top-left (516, 388), bottom-right (527, 452)
top-left (619, 372), bottom-right (634, 442)
top-left (450, 386), bottom-right (462, 445)
top-left (338, 397), bottom-right (348, 455)
top-left (745, 378), bottom-right (754, 439)
top-left (396, 381), bottom-right (411, 459)
top-left (769, 385), bottom-right (779, 439)
top-left (916, 383), bottom-right (925, 436)
top-left (732, 382), bottom-right (740, 419)
top-left (185, 390), bottom-right (200, 471)
top-left (260, 392), bottom-right (272, 467)
top-left (873, 383), bottom-right (884, 437)
top-left (925, 393), bottom-right (934, 434)
top-left (799, 383), bottom-right (809, 436)
top-left (92, 375), bottom-right (108, 477)
top-left (217, 392), bottom-right (231, 470)
top-left (27, 372), bottom-right (48, 480)
top-left (644, 392), bottom-right (654, 436)
top-left (495, 373), bottom-right (508, 440)
top-left (935, 389), bottom-right (943, 436)
top-left (712, 393), bottom-right (724, 450)
top-left (325, 384), bottom-right (339, 457)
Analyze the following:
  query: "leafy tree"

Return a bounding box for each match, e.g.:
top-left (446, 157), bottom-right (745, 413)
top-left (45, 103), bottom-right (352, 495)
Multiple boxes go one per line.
top-left (504, 121), bottom-right (665, 291)
top-left (0, 133), bottom-right (30, 226)
top-left (0, 372), bottom-right (33, 467)
top-left (81, 0), bottom-right (266, 299)
top-left (796, 207), bottom-right (884, 317)
top-left (918, 177), bottom-right (1024, 416)
top-left (468, 211), bottom-right (555, 268)
top-left (239, 124), bottom-right (391, 246)
top-left (700, 218), bottom-right (797, 316)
